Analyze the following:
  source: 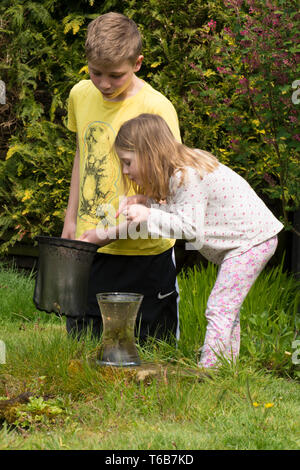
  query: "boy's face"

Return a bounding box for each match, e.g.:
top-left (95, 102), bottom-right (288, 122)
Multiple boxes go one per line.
top-left (88, 56), bottom-right (143, 101)
top-left (118, 150), bottom-right (141, 185)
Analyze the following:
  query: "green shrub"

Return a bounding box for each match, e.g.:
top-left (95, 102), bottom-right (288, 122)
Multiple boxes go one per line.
top-left (0, 121), bottom-right (75, 250)
top-left (0, 0), bottom-right (103, 248)
top-left (0, 0), bottom-right (299, 252)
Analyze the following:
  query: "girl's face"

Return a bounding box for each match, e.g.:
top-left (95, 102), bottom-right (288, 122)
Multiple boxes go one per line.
top-left (118, 150), bottom-right (141, 185)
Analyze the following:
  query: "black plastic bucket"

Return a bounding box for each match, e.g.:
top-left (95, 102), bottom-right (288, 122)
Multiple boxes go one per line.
top-left (33, 236), bottom-right (99, 317)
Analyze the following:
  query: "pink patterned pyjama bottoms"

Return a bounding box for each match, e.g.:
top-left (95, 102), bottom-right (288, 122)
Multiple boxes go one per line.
top-left (198, 236), bottom-right (278, 368)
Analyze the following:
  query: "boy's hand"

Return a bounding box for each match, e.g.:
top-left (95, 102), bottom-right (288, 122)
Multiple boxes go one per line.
top-left (77, 229), bottom-right (102, 245)
top-left (78, 222), bottom-right (129, 246)
top-left (116, 195), bottom-right (149, 218)
top-left (61, 221), bottom-right (77, 240)
top-left (122, 204), bottom-right (150, 224)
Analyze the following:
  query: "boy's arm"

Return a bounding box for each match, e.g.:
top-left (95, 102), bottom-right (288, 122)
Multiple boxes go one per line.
top-left (78, 221), bottom-right (129, 246)
top-left (61, 138), bottom-right (80, 239)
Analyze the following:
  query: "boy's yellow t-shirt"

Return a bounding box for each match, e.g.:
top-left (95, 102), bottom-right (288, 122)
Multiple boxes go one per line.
top-left (67, 79), bottom-right (181, 255)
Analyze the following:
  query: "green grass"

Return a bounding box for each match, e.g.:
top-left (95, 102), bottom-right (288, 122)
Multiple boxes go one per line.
top-left (0, 261), bottom-right (299, 450)
top-left (178, 260), bottom-right (300, 375)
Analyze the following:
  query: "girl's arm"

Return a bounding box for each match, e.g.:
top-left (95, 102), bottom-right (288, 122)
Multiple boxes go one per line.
top-left (81, 168), bottom-right (208, 248)
top-left (79, 196), bottom-right (151, 245)
top-left (125, 169), bottom-right (208, 250)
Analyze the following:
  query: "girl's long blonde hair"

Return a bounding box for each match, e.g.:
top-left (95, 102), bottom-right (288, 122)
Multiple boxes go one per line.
top-left (114, 113), bottom-right (219, 201)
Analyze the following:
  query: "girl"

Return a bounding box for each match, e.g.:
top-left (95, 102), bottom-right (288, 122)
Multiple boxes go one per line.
top-left (112, 113), bottom-right (283, 369)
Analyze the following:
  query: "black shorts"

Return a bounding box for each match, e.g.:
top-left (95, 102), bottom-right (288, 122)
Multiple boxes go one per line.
top-left (66, 248), bottom-right (179, 343)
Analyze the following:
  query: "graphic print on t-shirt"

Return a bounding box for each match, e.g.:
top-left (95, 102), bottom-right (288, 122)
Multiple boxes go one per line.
top-left (79, 121), bottom-right (122, 227)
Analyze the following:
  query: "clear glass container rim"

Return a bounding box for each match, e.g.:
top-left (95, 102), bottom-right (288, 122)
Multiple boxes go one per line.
top-left (96, 292), bottom-right (143, 301)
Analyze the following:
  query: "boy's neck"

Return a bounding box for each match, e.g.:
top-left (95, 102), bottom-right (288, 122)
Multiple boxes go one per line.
top-left (103, 75), bottom-right (145, 102)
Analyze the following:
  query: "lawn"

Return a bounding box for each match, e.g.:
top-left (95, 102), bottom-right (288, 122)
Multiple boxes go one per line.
top-left (0, 261), bottom-right (299, 450)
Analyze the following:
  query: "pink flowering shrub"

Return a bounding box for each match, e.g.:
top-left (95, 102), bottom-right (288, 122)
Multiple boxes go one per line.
top-left (141, 0), bottom-right (299, 233)
top-left (176, 0), bottom-right (299, 233)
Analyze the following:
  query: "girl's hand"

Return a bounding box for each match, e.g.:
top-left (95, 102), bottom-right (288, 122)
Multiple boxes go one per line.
top-left (116, 195), bottom-right (149, 218)
top-left (122, 204), bottom-right (150, 224)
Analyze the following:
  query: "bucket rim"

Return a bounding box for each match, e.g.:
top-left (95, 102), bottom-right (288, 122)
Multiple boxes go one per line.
top-left (36, 235), bottom-right (99, 252)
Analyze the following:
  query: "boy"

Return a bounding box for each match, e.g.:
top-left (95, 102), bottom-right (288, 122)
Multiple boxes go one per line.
top-left (62, 12), bottom-right (181, 342)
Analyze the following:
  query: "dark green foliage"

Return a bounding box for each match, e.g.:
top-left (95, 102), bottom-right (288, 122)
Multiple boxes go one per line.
top-left (0, 0), bottom-right (299, 251)
top-left (0, 0), bottom-right (98, 248)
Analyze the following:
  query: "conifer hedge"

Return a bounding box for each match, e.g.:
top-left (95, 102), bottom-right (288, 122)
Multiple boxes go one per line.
top-left (0, 0), bottom-right (299, 252)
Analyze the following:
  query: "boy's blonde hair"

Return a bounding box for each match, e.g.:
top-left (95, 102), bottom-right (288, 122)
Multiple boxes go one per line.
top-left (114, 114), bottom-right (219, 201)
top-left (85, 12), bottom-right (142, 64)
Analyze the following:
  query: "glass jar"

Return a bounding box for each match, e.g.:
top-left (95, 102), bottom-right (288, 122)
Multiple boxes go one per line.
top-left (96, 292), bottom-right (143, 367)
